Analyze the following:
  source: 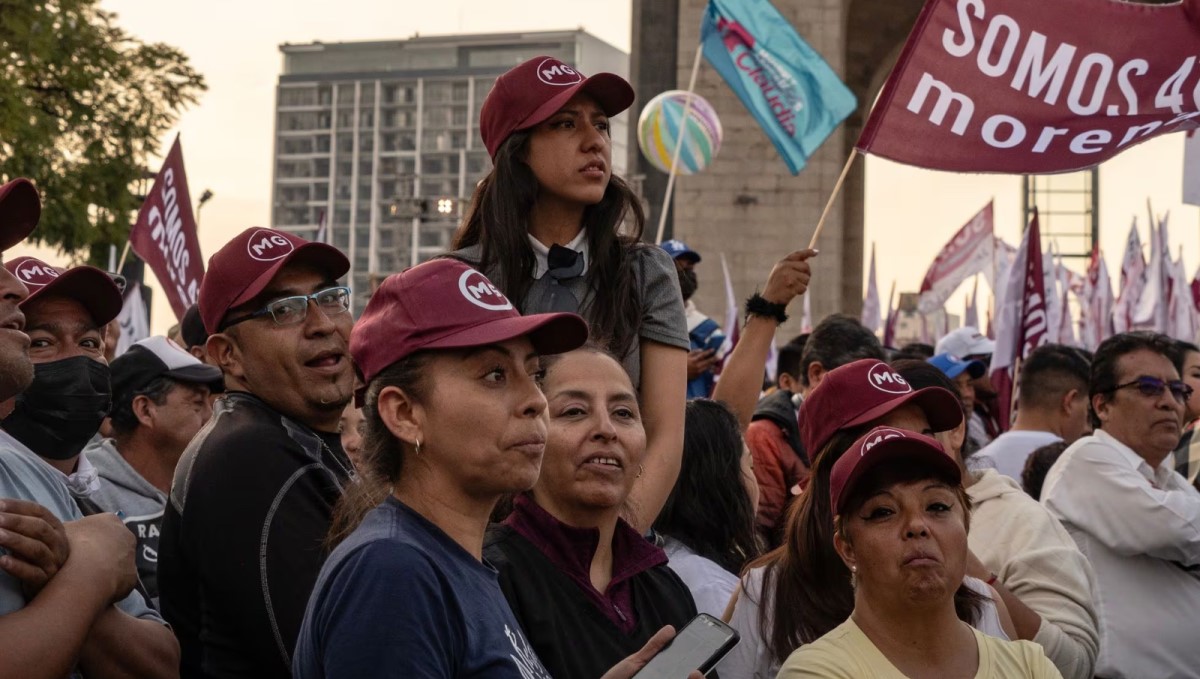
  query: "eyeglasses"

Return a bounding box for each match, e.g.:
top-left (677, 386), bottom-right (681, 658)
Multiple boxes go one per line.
top-left (1107, 376), bottom-right (1194, 404)
top-left (220, 286), bottom-right (350, 331)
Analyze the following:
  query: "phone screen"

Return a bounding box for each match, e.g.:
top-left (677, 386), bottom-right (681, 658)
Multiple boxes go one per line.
top-left (633, 614), bottom-right (740, 678)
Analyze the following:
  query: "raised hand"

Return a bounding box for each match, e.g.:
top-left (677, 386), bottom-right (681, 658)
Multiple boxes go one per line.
top-left (760, 249), bottom-right (817, 306)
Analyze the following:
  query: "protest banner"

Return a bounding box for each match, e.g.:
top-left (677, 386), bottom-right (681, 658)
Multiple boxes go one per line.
top-left (917, 201), bottom-right (994, 313)
top-left (129, 135), bottom-right (205, 320)
top-left (858, 0), bottom-right (1200, 173)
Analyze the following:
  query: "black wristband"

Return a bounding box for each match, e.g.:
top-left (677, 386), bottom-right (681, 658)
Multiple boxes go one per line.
top-left (745, 293), bottom-right (789, 324)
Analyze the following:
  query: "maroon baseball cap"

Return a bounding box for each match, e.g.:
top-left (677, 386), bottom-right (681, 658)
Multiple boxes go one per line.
top-left (798, 359), bottom-right (963, 462)
top-left (200, 227), bottom-right (349, 334)
top-left (0, 178), bottom-right (40, 251)
top-left (5, 256), bottom-right (123, 326)
top-left (829, 426), bottom-right (962, 516)
top-left (350, 258), bottom-right (588, 404)
top-left (479, 56), bottom-right (635, 158)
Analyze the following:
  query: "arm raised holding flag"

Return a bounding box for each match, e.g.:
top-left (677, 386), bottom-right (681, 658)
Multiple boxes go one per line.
top-left (712, 249), bottom-right (816, 430)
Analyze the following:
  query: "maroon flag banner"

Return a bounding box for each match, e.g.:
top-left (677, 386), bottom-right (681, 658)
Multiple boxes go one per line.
top-left (129, 135), bottom-right (205, 320)
top-left (917, 201), bottom-right (993, 313)
top-left (857, 0), bottom-right (1200, 173)
top-left (991, 211), bottom-right (1046, 426)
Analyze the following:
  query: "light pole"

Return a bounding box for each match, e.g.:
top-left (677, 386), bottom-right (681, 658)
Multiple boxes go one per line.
top-left (196, 189), bottom-right (214, 228)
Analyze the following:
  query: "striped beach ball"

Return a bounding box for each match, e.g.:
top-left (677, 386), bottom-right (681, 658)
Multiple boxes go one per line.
top-left (637, 90), bottom-right (723, 175)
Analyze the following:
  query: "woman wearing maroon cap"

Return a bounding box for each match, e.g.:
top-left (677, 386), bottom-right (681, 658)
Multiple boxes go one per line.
top-left (294, 260), bottom-right (700, 679)
top-left (722, 359), bottom-right (1015, 678)
top-left (776, 427), bottom-right (1060, 678)
top-left (450, 55), bottom-right (688, 534)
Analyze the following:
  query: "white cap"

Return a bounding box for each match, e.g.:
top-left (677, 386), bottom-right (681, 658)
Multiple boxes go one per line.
top-left (935, 327), bottom-right (995, 360)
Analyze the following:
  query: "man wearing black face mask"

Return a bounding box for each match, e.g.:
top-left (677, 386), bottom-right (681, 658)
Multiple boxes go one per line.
top-left (2, 256), bottom-right (121, 505)
top-left (661, 239), bottom-right (725, 399)
top-left (0, 186), bottom-right (179, 678)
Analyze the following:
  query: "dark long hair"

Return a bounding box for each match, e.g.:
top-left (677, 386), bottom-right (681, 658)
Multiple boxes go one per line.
top-left (326, 352), bottom-right (432, 547)
top-left (748, 424), bottom-right (984, 664)
top-left (654, 399), bottom-right (761, 574)
top-left (452, 130), bottom-right (647, 359)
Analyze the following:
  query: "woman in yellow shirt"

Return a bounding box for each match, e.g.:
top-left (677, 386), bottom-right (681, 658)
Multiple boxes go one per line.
top-left (777, 427), bottom-right (1060, 679)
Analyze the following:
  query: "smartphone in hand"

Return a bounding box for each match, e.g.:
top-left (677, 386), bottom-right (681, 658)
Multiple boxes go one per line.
top-left (632, 613), bottom-right (740, 679)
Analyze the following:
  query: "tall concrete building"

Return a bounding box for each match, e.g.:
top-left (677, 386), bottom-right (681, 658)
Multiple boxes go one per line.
top-left (272, 30), bottom-right (629, 313)
top-left (630, 0), bottom-right (924, 340)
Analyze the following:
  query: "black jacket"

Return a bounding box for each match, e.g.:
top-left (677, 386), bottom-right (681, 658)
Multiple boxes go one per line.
top-left (752, 389), bottom-right (805, 462)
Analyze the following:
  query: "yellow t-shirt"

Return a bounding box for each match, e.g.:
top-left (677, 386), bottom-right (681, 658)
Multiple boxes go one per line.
top-left (776, 618), bottom-right (1062, 679)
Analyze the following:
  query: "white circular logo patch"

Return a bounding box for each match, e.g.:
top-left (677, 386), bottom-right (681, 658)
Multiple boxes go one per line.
top-left (14, 259), bottom-right (58, 289)
top-left (246, 229), bottom-right (295, 262)
top-left (458, 269), bottom-right (513, 311)
top-left (536, 58), bottom-right (583, 86)
top-left (866, 363), bottom-right (912, 395)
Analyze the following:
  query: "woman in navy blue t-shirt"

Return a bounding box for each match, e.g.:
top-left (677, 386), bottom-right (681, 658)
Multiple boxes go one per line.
top-left (293, 259), bottom-right (700, 679)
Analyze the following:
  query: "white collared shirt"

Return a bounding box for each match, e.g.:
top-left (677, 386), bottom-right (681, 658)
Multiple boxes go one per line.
top-left (1042, 428), bottom-right (1200, 678)
top-left (527, 229), bottom-right (588, 280)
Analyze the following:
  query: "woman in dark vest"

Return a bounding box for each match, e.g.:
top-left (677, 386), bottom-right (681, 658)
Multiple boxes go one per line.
top-left (451, 55), bottom-right (687, 535)
top-left (485, 346), bottom-right (698, 679)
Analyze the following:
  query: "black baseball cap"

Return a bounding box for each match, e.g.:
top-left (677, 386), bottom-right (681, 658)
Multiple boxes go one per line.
top-left (180, 304), bottom-right (207, 350)
top-left (111, 335), bottom-right (224, 401)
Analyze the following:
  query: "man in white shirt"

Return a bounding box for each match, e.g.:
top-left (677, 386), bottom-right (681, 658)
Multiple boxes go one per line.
top-left (973, 344), bottom-right (1091, 479)
top-left (1042, 332), bottom-right (1200, 679)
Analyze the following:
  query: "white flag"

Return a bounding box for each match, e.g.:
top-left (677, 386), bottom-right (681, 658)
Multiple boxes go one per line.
top-left (1168, 249), bottom-right (1197, 341)
top-left (861, 243), bottom-right (881, 333)
top-left (1042, 248), bottom-right (1062, 344)
top-left (801, 290), bottom-right (812, 333)
top-left (1133, 214), bottom-right (1169, 332)
top-left (719, 253), bottom-right (738, 358)
top-left (1113, 220), bottom-right (1146, 333)
top-left (1083, 250), bottom-right (1114, 350)
top-left (114, 283), bottom-right (150, 358)
top-left (964, 275), bottom-right (979, 329)
top-left (1185, 131), bottom-right (1200, 207)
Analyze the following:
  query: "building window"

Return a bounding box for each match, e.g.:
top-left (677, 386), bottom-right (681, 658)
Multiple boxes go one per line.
top-left (425, 81), bottom-right (452, 103)
top-left (279, 87), bottom-right (318, 107)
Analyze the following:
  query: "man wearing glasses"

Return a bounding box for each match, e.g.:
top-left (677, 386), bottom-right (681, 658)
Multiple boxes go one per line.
top-left (158, 228), bottom-right (356, 679)
top-left (1042, 331), bottom-right (1200, 679)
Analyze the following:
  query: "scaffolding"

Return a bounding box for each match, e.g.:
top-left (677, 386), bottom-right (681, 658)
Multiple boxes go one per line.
top-left (1021, 169), bottom-right (1100, 259)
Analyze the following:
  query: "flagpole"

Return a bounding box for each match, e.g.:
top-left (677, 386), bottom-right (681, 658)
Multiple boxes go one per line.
top-left (654, 44), bottom-right (705, 245)
top-left (116, 240), bottom-right (132, 273)
top-left (806, 149), bottom-right (858, 250)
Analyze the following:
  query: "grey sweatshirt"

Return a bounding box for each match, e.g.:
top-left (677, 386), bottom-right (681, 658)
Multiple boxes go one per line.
top-left (86, 437), bottom-right (167, 604)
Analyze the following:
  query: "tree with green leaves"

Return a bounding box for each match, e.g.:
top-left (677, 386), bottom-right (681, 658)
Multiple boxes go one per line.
top-left (0, 0), bottom-right (206, 265)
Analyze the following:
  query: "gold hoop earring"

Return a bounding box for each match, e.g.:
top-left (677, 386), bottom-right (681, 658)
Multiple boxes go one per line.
top-left (414, 438), bottom-right (422, 456)
top-left (637, 464), bottom-right (644, 479)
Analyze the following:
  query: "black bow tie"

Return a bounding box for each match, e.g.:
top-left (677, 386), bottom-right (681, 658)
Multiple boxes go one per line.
top-left (547, 244), bottom-right (584, 279)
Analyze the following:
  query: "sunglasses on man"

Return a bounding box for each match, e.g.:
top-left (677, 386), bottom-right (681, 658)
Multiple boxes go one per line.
top-left (1106, 376), bottom-right (1194, 404)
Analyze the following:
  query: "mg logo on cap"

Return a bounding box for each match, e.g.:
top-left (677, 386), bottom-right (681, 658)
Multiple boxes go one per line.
top-left (867, 363), bottom-right (912, 395)
top-left (14, 259), bottom-right (58, 288)
top-left (536, 58), bottom-right (583, 86)
top-left (861, 428), bottom-right (906, 456)
top-left (247, 229), bottom-right (294, 262)
top-left (458, 269), bottom-right (513, 311)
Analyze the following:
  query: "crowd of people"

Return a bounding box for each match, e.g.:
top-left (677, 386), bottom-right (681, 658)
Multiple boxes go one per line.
top-left (0, 54), bottom-right (1198, 679)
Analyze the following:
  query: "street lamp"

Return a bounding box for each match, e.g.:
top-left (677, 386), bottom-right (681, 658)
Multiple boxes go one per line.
top-left (196, 189), bottom-right (214, 228)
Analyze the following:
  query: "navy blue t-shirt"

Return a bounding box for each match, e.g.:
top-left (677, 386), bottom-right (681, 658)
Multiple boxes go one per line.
top-left (293, 497), bottom-right (552, 679)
